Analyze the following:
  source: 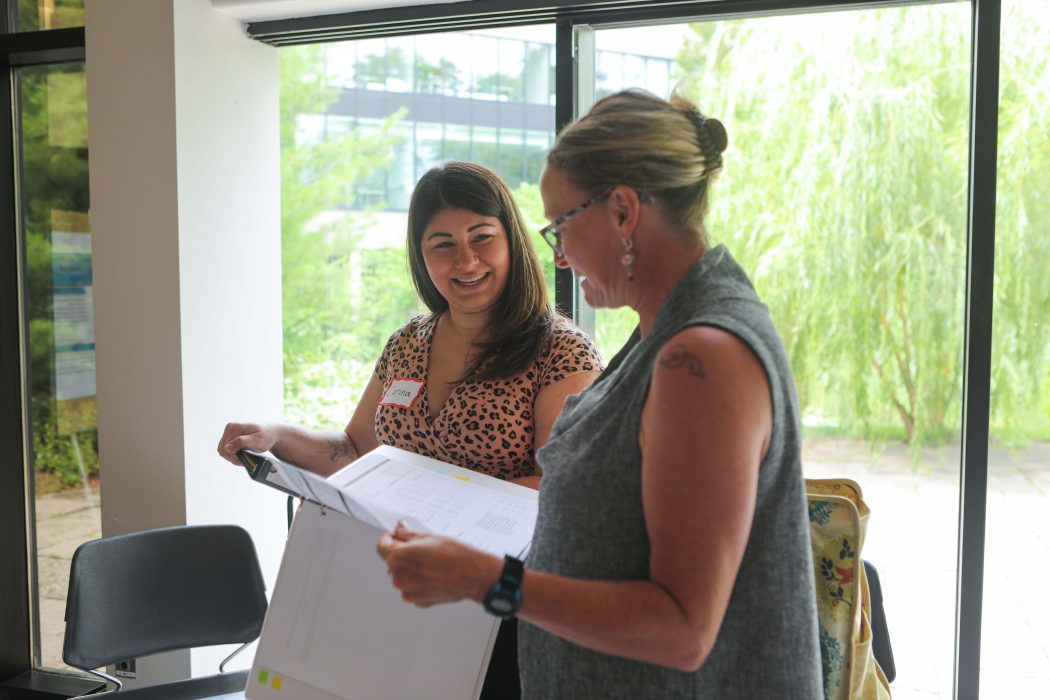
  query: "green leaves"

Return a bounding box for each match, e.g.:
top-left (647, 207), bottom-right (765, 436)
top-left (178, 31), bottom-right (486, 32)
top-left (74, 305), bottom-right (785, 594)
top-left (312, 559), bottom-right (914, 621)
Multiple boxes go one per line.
top-left (280, 47), bottom-right (414, 403)
top-left (674, 4), bottom-right (1049, 445)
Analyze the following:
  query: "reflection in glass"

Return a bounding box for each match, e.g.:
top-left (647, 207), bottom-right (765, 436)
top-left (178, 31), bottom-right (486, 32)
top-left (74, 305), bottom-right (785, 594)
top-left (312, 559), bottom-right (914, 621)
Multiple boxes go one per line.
top-left (415, 122), bottom-right (445, 175)
top-left (18, 62), bottom-right (97, 671)
top-left (15, 0), bottom-right (84, 31)
top-left (523, 42), bottom-right (553, 105)
top-left (592, 5), bottom-right (972, 697)
top-left (595, 49), bottom-right (675, 105)
top-left (495, 39), bottom-right (525, 102)
top-left (354, 38), bottom-right (391, 91)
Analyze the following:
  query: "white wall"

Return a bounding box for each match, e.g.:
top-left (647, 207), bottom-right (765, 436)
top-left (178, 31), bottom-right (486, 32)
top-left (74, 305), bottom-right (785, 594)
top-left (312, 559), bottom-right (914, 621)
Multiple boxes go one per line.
top-left (86, 0), bottom-right (287, 686)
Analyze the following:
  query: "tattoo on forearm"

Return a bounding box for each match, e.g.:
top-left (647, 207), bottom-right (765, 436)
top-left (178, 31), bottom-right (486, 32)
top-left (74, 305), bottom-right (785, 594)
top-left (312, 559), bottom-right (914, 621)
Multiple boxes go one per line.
top-left (659, 343), bottom-right (707, 378)
top-left (327, 436), bottom-right (356, 463)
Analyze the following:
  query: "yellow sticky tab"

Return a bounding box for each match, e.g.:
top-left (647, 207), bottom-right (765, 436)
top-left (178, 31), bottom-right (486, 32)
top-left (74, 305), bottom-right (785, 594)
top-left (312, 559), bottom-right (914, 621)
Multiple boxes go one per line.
top-left (272, 676), bottom-right (283, 691)
top-left (257, 670), bottom-right (269, 684)
top-left (455, 475), bottom-right (470, 482)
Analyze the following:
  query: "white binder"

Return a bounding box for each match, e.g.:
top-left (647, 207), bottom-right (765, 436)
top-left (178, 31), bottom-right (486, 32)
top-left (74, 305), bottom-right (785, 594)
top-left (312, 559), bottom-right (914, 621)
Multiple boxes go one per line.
top-left (242, 446), bottom-right (537, 700)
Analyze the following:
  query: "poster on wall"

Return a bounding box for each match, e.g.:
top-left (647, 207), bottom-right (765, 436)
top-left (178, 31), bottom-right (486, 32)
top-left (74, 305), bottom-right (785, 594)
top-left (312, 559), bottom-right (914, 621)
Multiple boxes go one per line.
top-left (51, 209), bottom-right (96, 435)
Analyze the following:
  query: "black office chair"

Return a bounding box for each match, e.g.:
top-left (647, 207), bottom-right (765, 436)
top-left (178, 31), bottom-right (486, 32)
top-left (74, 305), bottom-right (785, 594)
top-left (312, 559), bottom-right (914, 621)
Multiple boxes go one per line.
top-left (62, 524), bottom-right (268, 696)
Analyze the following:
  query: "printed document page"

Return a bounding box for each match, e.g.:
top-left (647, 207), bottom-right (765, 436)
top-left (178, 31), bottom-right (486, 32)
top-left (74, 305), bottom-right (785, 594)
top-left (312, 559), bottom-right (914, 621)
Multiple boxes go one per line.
top-left (329, 445), bottom-right (536, 557)
top-left (263, 445), bottom-right (537, 558)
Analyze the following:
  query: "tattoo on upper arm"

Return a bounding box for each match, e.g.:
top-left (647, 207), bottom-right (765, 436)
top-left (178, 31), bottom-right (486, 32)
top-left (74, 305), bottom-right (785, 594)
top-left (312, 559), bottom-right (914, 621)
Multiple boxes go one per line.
top-left (327, 436), bottom-right (356, 463)
top-left (659, 343), bottom-right (707, 378)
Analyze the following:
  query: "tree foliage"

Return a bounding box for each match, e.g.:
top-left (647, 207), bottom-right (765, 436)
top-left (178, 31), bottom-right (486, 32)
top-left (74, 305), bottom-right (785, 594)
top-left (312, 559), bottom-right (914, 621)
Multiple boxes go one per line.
top-left (989, 1), bottom-right (1050, 443)
top-left (663, 4), bottom-right (1047, 445)
top-left (283, 5), bottom-right (1048, 444)
top-left (279, 46), bottom-right (414, 428)
top-left (20, 65), bottom-right (97, 489)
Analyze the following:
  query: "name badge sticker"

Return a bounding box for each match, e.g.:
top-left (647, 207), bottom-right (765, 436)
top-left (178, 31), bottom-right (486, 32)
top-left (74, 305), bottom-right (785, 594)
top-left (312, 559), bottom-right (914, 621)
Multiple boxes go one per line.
top-left (379, 378), bottom-right (425, 409)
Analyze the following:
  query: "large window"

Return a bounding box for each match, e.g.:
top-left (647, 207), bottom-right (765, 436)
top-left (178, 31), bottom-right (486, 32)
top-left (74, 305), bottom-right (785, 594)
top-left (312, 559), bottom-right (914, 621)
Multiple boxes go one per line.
top-left (18, 61), bottom-right (97, 672)
top-left (585, 5), bottom-right (990, 698)
top-left (279, 26), bottom-right (697, 425)
top-left (279, 27), bottom-right (562, 427)
top-left (1, 2), bottom-right (1037, 698)
top-left (575, 4), bottom-right (1049, 697)
top-left (983, 1), bottom-right (1050, 696)
top-left (271, 5), bottom-right (1046, 695)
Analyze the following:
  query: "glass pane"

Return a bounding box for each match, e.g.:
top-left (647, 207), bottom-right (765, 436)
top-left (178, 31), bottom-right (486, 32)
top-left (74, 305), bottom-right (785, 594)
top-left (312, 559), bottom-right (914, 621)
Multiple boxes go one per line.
top-left (354, 38), bottom-right (389, 91)
top-left (18, 62), bottom-right (97, 671)
top-left (14, 0), bottom-right (83, 31)
top-left (592, 5), bottom-right (971, 697)
top-left (523, 42), bottom-right (551, 105)
top-left (279, 27), bottom-right (557, 430)
top-left (984, 1), bottom-right (1050, 696)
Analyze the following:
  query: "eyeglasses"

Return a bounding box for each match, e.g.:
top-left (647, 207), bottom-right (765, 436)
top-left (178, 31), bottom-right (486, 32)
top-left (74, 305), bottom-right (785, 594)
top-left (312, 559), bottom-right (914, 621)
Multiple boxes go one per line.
top-left (538, 186), bottom-right (614, 257)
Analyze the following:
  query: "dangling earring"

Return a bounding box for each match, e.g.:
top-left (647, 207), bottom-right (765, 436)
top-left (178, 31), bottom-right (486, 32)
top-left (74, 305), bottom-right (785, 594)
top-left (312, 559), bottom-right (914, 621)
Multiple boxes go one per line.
top-left (622, 238), bottom-right (636, 282)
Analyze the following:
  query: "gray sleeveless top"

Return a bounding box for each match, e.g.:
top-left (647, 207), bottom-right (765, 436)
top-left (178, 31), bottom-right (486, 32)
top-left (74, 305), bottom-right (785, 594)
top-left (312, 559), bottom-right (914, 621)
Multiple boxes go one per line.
top-left (520, 245), bottom-right (822, 699)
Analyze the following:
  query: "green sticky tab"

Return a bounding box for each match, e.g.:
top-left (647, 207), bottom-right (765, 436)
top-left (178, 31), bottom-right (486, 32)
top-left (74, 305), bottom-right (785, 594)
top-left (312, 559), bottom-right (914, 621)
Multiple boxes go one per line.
top-left (258, 669), bottom-right (269, 684)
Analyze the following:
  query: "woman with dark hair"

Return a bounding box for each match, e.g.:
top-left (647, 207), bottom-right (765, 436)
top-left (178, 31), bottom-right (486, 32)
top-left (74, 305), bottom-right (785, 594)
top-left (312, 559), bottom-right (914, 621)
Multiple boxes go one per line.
top-left (218, 161), bottom-right (602, 697)
top-left (378, 91), bottom-right (823, 699)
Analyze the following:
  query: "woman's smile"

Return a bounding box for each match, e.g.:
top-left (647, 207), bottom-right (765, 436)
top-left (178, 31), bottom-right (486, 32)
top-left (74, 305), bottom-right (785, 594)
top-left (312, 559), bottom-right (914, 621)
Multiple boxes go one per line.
top-left (453, 271), bottom-right (490, 286)
top-left (421, 207), bottom-right (511, 318)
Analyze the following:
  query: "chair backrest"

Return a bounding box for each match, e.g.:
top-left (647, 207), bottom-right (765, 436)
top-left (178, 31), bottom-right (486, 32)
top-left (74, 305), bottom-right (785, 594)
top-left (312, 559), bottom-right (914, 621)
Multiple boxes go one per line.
top-left (63, 524), bottom-right (268, 672)
top-left (863, 560), bottom-right (896, 683)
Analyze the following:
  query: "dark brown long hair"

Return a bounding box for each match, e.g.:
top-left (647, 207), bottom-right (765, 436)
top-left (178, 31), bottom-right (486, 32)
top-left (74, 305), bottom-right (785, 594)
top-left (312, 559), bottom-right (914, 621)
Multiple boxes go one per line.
top-left (406, 161), bottom-right (554, 381)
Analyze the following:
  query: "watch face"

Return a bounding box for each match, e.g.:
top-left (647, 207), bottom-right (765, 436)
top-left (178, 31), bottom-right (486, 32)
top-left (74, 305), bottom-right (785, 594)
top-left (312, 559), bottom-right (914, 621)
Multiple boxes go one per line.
top-left (489, 595), bottom-right (514, 614)
top-left (485, 556), bottom-right (524, 618)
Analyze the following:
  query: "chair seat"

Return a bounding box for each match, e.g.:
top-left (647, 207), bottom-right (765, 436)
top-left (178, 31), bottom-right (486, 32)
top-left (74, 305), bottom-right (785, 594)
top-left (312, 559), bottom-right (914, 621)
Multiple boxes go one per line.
top-left (91, 669), bottom-right (249, 699)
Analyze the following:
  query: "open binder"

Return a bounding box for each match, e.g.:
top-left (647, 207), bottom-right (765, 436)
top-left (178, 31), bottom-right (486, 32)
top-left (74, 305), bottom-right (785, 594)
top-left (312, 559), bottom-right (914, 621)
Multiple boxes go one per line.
top-left (240, 445), bottom-right (538, 700)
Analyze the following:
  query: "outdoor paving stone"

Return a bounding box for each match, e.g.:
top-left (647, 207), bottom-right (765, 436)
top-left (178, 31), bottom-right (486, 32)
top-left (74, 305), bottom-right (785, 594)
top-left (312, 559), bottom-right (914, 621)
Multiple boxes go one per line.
top-left (33, 489), bottom-right (97, 518)
top-left (37, 552), bottom-right (72, 601)
top-left (36, 513), bottom-right (101, 556)
top-left (980, 674), bottom-right (1048, 700)
top-left (34, 502), bottom-right (99, 552)
top-left (38, 596), bottom-right (69, 671)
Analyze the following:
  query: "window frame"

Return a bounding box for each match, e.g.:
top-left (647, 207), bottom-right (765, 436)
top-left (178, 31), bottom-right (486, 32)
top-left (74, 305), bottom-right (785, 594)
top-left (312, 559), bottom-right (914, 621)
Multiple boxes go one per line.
top-left (0, 2), bottom-right (1002, 699)
top-left (0, 9), bottom-right (90, 692)
top-left (250, 3), bottom-right (999, 698)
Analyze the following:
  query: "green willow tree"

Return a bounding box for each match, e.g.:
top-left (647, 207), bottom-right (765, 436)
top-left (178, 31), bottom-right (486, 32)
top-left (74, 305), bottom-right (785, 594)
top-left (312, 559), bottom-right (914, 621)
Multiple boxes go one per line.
top-left (676, 6), bottom-right (967, 444)
top-left (674, 3), bottom-right (1048, 445)
top-left (990, 0), bottom-right (1050, 443)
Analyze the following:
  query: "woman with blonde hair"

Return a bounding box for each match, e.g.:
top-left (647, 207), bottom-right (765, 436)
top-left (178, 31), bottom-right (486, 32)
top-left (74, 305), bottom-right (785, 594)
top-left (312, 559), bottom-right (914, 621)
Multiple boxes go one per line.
top-left (379, 91), bottom-right (822, 698)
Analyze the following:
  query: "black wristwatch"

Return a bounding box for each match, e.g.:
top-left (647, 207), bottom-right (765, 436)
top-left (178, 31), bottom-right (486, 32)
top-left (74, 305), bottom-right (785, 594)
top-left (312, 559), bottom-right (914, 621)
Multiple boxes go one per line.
top-left (483, 555), bottom-right (524, 619)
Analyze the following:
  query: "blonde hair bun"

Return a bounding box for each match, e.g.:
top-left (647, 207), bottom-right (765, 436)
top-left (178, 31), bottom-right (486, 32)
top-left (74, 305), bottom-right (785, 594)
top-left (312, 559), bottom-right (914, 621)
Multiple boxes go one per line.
top-left (547, 88), bottom-right (727, 239)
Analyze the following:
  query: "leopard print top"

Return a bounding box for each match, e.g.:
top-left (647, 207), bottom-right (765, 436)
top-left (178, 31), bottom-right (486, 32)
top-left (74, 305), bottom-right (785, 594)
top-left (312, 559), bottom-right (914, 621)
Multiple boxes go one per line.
top-left (373, 313), bottom-right (603, 480)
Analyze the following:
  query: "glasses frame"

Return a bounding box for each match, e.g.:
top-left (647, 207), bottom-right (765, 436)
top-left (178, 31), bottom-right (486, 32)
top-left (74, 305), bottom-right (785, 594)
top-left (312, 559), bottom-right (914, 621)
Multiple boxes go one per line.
top-left (538, 185), bottom-right (614, 256)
